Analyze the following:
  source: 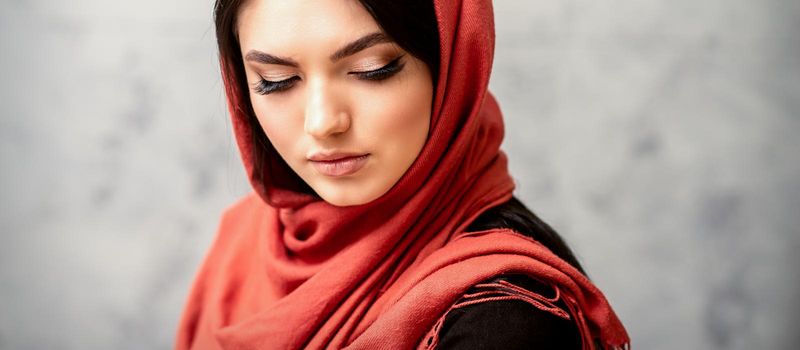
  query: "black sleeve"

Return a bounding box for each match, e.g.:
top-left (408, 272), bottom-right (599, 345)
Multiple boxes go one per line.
top-left (433, 274), bottom-right (582, 350)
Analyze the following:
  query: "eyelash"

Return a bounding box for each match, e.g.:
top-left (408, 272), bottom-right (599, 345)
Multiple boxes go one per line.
top-left (252, 55), bottom-right (406, 96)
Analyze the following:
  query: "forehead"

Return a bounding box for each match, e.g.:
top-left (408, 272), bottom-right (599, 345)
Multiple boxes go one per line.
top-left (236, 0), bottom-right (381, 50)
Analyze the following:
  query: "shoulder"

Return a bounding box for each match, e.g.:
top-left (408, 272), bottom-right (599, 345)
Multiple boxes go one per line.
top-left (176, 192), bottom-right (269, 342)
top-left (219, 191), bottom-right (267, 227)
top-left (188, 191), bottom-right (269, 295)
top-left (431, 274), bottom-right (582, 350)
top-left (205, 191), bottom-right (273, 253)
top-left (210, 191), bottom-right (271, 264)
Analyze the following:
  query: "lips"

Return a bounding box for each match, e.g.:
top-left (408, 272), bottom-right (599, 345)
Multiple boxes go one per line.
top-left (308, 153), bottom-right (370, 177)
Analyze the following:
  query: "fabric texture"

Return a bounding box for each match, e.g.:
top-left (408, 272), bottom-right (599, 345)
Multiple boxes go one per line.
top-left (175, 0), bottom-right (630, 349)
top-left (431, 274), bottom-right (582, 349)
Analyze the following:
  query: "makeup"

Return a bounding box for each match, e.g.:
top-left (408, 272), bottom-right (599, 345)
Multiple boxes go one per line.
top-left (310, 154), bottom-right (370, 177)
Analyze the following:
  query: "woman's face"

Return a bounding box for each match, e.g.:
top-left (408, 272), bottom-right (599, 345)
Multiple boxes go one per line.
top-left (237, 0), bottom-right (434, 207)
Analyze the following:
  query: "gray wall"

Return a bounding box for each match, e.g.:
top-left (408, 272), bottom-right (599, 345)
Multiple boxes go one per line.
top-left (1, 1), bottom-right (798, 349)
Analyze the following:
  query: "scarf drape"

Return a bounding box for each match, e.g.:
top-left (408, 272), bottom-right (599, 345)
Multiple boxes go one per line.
top-left (175, 0), bottom-right (630, 349)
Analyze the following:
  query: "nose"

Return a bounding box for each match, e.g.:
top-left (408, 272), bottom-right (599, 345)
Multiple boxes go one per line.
top-left (303, 79), bottom-right (351, 139)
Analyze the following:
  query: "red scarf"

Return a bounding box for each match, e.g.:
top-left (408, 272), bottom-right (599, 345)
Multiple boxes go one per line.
top-left (175, 0), bottom-right (630, 349)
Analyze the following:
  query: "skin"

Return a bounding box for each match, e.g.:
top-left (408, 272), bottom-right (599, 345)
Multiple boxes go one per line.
top-left (236, 0), bottom-right (433, 207)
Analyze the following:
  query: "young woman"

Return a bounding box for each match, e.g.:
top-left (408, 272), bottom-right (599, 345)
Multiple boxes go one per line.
top-left (175, 0), bottom-right (630, 349)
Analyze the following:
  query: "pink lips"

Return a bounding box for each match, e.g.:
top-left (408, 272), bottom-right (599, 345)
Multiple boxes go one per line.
top-left (309, 154), bottom-right (370, 177)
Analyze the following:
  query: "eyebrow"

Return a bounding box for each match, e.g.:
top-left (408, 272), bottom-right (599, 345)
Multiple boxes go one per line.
top-left (244, 32), bottom-right (391, 67)
top-left (245, 50), bottom-right (298, 67)
top-left (329, 32), bottom-right (391, 61)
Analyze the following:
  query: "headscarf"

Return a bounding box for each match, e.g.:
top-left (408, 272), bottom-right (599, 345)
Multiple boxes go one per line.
top-left (175, 0), bottom-right (630, 349)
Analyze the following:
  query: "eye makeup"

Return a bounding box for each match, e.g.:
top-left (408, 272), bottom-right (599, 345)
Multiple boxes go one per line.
top-left (252, 76), bottom-right (300, 95)
top-left (350, 54), bottom-right (405, 81)
top-left (251, 54), bottom-right (406, 96)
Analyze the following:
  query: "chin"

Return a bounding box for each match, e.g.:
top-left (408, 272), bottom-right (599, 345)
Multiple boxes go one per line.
top-left (319, 192), bottom-right (371, 207)
top-left (316, 184), bottom-right (386, 207)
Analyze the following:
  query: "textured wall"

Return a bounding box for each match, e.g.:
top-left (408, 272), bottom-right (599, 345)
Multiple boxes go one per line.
top-left (1, 1), bottom-right (798, 349)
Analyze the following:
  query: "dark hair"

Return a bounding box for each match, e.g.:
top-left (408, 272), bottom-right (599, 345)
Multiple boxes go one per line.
top-left (213, 0), bottom-right (585, 275)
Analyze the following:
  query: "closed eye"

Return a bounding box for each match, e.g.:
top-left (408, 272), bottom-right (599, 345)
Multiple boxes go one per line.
top-left (252, 76), bottom-right (300, 95)
top-left (251, 54), bottom-right (406, 96)
top-left (350, 54), bottom-right (405, 81)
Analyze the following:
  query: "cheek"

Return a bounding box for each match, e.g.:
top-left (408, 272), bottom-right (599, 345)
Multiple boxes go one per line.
top-left (250, 96), bottom-right (303, 161)
top-left (356, 82), bottom-right (432, 150)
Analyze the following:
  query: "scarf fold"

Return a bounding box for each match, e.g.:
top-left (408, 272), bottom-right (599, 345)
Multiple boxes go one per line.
top-left (175, 0), bottom-right (630, 349)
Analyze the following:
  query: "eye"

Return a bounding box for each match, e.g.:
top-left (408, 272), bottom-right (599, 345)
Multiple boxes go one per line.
top-left (351, 55), bottom-right (406, 81)
top-left (252, 76), bottom-right (300, 95)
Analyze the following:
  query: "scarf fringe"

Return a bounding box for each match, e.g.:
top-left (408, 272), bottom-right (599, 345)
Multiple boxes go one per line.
top-left (417, 278), bottom-right (631, 350)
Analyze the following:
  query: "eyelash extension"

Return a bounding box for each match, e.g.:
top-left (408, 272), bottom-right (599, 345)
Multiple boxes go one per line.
top-left (351, 55), bottom-right (406, 81)
top-left (251, 55), bottom-right (406, 96)
top-left (253, 76), bottom-right (300, 95)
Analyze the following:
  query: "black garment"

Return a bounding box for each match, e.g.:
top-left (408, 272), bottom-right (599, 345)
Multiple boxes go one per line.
top-left (434, 274), bottom-right (582, 350)
top-left (431, 196), bottom-right (585, 349)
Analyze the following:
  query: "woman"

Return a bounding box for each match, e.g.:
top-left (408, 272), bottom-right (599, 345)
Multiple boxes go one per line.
top-left (176, 0), bottom-right (630, 349)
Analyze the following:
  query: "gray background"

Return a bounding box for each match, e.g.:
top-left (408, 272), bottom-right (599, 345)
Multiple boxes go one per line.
top-left (1, 0), bottom-right (798, 349)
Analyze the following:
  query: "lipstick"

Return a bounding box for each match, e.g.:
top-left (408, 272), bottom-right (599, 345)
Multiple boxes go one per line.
top-left (309, 154), bottom-right (370, 177)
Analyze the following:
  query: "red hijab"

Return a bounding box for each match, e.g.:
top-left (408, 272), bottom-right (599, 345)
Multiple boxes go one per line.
top-left (175, 0), bottom-right (630, 349)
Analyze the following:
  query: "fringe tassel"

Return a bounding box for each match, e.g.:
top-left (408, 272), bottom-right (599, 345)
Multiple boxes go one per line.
top-left (418, 278), bottom-right (594, 349)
